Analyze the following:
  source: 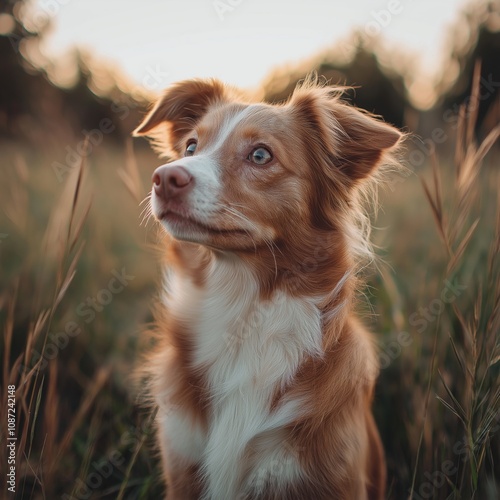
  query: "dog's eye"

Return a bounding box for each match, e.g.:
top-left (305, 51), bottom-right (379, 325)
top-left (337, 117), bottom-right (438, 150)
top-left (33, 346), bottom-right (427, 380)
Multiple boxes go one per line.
top-left (185, 141), bottom-right (197, 156)
top-left (248, 147), bottom-right (272, 165)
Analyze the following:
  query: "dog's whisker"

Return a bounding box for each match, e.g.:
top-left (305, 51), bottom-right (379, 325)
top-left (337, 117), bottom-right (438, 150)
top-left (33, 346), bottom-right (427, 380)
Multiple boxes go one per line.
top-left (264, 237), bottom-right (279, 278)
top-left (140, 204), bottom-right (152, 220)
top-left (140, 205), bottom-right (154, 227)
top-left (219, 205), bottom-right (279, 269)
top-left (219, 206), bottom-right (259, 251)
top-left (140, 205), bottom-right (150, 218)
top-left (139, 193), bottom-right (152, 206)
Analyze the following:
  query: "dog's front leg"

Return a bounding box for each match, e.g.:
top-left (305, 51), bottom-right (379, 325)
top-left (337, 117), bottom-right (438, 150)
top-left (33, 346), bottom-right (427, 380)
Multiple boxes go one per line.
top-left (162, 457), bottom-right (203, 500)
top-left (157, 406), bottom-right (205, 499)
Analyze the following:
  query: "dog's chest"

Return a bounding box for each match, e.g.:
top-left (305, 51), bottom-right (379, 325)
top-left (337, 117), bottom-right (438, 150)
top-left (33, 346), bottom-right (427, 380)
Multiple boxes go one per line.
top-left (162, 259), bottom-right (324, 498)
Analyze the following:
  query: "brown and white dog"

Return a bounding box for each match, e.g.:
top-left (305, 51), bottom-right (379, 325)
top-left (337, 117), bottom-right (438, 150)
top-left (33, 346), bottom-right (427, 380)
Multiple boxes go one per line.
top-left (134, 78), bottom-right (401, 500)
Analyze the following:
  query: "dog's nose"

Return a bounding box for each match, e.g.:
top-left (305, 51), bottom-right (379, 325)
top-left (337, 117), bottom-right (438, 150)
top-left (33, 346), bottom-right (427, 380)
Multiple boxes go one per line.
top-left (152, 165), bottom-right (193, 200)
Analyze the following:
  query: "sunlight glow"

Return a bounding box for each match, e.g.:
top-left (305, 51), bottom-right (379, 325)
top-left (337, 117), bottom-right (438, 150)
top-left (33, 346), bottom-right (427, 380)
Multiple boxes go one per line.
top-left (31, 0), bottom-right (473, 107)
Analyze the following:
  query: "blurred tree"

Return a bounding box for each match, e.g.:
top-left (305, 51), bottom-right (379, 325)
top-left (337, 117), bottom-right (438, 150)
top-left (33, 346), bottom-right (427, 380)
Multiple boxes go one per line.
top-left (0, 0), bottom-right (142, 147)
top-left (0, 0), bottom-right (45, 137)
top-left (437, 0), bottom-right (500, 134)
top-left (261, 37), bottom-right (410, 129)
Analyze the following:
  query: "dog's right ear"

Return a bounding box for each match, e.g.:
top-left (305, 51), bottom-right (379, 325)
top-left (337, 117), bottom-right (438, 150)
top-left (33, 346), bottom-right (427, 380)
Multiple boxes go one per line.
top-left (133, 78), bottom-right (229, 156)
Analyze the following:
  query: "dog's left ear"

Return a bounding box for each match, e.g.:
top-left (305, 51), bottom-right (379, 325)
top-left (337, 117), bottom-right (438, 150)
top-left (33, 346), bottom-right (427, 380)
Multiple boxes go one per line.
top-left (291, 87), bottom-right (402, 183)
top-left (133, 78), bottom-right (231, 156)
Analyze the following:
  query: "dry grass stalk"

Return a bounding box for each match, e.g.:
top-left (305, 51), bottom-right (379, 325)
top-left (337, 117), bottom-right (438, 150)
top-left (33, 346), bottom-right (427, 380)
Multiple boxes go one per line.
top-left (411, 61), bottom-right (500, 498)
top-left (0, 150), bottom-right (94, 496)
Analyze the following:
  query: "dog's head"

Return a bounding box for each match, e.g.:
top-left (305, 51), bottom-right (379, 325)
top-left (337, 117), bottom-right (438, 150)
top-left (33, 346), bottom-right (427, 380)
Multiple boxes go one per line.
top-left (134, 78), bottom-right (401, 264)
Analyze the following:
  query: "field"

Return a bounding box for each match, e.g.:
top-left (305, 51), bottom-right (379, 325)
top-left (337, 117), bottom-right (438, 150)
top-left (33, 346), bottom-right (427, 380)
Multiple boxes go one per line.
top-left (1, 85), bottom-right (499, 499)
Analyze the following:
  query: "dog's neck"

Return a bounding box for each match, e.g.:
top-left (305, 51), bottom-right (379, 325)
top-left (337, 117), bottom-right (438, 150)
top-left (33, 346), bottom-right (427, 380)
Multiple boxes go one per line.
top-left (166, 239), bottom-right (355, 350)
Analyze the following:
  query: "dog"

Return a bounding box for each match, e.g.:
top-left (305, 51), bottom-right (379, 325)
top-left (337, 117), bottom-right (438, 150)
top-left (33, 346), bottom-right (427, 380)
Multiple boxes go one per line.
top-left (133, 78), bottom-right (402, 499)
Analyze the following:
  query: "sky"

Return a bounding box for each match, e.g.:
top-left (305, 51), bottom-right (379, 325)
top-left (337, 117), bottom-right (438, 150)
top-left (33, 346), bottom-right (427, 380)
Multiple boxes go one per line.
top-left (30, 0), bottom-right (473, 104)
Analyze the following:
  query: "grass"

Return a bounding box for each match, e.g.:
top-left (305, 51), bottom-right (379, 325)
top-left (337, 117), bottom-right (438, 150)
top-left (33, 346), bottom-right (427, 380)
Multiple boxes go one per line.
top-left (373, 70), bottom-right (500, 499)
top-left (0, 142), bottom-right (164, 498)
top-left (0, 78), bottom-right (499, 498)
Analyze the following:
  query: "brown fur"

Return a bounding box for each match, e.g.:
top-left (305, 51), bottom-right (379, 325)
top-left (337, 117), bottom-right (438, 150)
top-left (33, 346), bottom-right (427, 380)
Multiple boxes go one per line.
top-left (134, 78), bottom-right (402, 499)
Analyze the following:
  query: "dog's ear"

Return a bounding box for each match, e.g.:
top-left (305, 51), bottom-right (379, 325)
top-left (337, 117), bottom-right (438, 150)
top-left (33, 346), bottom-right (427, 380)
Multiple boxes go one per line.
top-left (330, 102), bottom-right (401, 181)
top-left (133, 78), bottom-right (229, 155)
top-left (291, 86), bottom-right (402, 183)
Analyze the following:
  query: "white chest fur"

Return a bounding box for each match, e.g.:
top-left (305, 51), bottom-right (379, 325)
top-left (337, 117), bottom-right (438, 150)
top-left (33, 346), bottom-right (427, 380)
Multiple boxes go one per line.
top-left (161, 255), bottom-right (324, 499)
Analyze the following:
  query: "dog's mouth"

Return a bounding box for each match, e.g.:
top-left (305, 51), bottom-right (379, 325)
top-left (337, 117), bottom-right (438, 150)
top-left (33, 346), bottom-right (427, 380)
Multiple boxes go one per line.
top-left (157, 210), bottom-right (248, 237)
